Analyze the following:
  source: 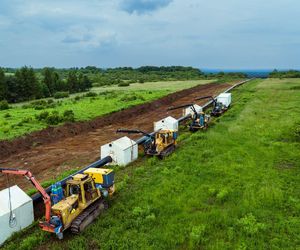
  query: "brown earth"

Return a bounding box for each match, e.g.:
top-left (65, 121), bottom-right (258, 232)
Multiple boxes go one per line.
top-left (0, 82), bottom-right (232, 190)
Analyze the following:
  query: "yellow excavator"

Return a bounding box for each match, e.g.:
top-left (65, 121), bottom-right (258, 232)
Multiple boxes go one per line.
top-left (0, 167), bottom-right (115, 239)
top-left (117, 129), bottom-right (177, 159)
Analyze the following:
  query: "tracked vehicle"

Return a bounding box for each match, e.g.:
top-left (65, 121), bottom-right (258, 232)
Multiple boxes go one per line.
top-left (168, 103), bottom-right (210, 132)
top-left (116, 129), bottom-right (177, 159)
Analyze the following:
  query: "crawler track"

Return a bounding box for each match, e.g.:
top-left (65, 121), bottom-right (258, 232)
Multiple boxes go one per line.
top-left (70, 199), bottom-right (108, 234)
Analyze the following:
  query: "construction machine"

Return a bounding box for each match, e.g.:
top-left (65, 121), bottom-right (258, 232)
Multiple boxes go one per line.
top-left (0, 167), bottom-right (115, 239)
top-left (195, 96), bottom-right (227, 116)
top-left (116, 129), bottom-right (177, 159)
top-left (168, 103), bottom-right (210, 132)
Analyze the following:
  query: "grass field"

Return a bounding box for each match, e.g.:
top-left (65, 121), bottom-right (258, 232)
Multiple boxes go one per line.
top-left (0, 79), bottom-right (213, 141)
top-left (2, 78), bottom-right (300, 249)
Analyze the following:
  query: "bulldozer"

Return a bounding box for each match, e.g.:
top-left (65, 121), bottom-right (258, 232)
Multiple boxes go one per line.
top-left (168, 103), bottom-right (210, 132)
top-left (195, 96), bottom-right (227, 116)
top-left (0, 167), bottom-right (115, 239)
top-left (116, 129), bottom-right (177, 159)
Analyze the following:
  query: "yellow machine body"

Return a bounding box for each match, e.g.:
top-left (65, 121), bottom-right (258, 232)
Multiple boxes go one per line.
top-left (51, 173), bottom-right (101, 230)
top-left (154, 130), bottom-right (177, 154)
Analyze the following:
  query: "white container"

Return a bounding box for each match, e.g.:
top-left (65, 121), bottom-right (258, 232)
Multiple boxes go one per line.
top-left (183, 104), bottom-right (203, 116)
top-left (101, 136), bottom-right (138, 166)
top-left (154, 116), bottom-right (178, 131)
top-left (0, 185), bottom-right (34, 246)
top-left (217, 93), bottom-right (231, 107)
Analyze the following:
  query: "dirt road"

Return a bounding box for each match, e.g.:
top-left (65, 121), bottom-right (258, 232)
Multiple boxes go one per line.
top-left (0, 82), bottom-right (231, 190)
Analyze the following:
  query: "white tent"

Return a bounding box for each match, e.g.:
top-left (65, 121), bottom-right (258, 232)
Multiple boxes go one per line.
top-left (217, 93), bottom-right (232, 107)
top-left (101, 136), bottom-right (138, 166)
top-left (183, 104), bottom-right (203, 116)
top-left (154, 116), bottom-right (178, 131)
top-left (0, 185), bottom-right (34, 245)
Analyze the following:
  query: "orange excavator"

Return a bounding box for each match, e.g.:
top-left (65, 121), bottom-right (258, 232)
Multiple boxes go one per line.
top-left (0, 168), bottom-right (55, 233)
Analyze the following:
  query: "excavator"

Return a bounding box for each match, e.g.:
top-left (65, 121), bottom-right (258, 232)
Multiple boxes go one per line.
top-left (195, 96), bottom-right (227, 116)
top-left (116, 129), bottom-right (177, 159)
top-left (168, 103), bottom-right (210, 132)
top-left (0, 167), bottom-right (115, 239)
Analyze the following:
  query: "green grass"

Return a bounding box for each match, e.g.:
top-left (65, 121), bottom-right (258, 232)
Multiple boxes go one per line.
top-left (2, 78), bottom-right (300, 249)
top-left (0, 80), bottom-right (212, 140)
top-left (93, 79), bottom-right (214, 93)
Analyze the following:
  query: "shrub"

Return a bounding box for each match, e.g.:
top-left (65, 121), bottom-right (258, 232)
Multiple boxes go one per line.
top-left (189, 225), bottom-right (206, 247)
top-left (138, 79), bottom-right (145, 83)
top-left (54, 91), bottom-right (69, 99)
top-left (84, 92), bottom-right (97, 97)
top-left (46, 111), bottom-right (62, 125)
top-left (236, 213), bottom-right (266, 236)
top-left (63, 110), bottom-right (75, 122)
top-left (0, 100), bottom-right (10, 110)
top-left (35, 111), bottom-right (49, 121)
top-left (47, 99), bottom-right (54, 104)
top-left (74, 96), bottom-right (81, 101)
top-left (118, 82), bottom-right (130, 87)
top-left (4, 113), bottom-right (11, 118)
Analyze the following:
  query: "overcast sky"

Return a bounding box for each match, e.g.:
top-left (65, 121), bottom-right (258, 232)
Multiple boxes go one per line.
top-left (0, 0), bottom-right (299, 69)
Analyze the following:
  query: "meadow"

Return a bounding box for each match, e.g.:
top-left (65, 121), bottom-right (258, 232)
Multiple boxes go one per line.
top-left (2, 78), bottom-right (300, 249)
top-left (0, 79), bottom-right (212, 140)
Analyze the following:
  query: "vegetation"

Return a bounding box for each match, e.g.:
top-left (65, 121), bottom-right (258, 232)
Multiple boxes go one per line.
top-left (0, 67), bottom-right (92, 103)
top-left (269, 69), bottom-right (300, 78)
top-left (2, 78), bottom-right (300, 249)
top-left (0, 79), bottom-right (212, 140)
top-left (0, 66), bottom-right (247, 104)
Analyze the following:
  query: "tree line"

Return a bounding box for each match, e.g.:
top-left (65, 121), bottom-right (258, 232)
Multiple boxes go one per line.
top-left (0, 66), bottom-right (248, 103)
top-left (269, 70), bottom-right (300, 78)
top-left (0, 67), bottom-right (92, 103)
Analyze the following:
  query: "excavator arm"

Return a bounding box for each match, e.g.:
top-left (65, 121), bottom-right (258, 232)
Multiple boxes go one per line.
top-left (0, 168), bottom-right (51, 222)
top-left (116, 129), bottom-right (154, 138)
top-left (168, 103), bottom-right (198, 117)
top-left (195, 95), bottom-right (216, 104)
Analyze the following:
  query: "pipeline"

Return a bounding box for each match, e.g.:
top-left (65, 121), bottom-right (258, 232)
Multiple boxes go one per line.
top-left (137, 78), bottom-right (255, 144)
top-left (32, 156), bottom-right (112, 203)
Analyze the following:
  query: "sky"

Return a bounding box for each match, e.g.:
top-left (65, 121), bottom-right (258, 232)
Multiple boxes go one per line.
top-left (0, 0), bottom-right (300, 69)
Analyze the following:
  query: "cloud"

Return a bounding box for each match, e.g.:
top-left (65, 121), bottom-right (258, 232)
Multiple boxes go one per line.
top-left (120, 0), bottom-right (173, 14)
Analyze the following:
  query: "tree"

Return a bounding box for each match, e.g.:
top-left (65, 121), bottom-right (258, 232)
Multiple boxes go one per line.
top-left (15, 67), bottom-right (39, 101)
top-left (42, 67), bottom-right (54, 95)
top-left (78, 73), bottom-right (92, 91)
top-left (67, 71), bottom-right (78, 93)
top-left (0, 68), bottom-right (7, 100)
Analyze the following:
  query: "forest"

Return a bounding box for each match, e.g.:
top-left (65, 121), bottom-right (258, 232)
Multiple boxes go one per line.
top-left (0, 66), bottom-right (247, 104)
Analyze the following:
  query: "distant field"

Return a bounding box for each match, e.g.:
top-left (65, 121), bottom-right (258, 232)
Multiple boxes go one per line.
top-left (3, 78), bottom-right (300, 249)
top-left (93, 79), bottom-right (214, 92)
top-left (0, 79), bottom-right (213, 140)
